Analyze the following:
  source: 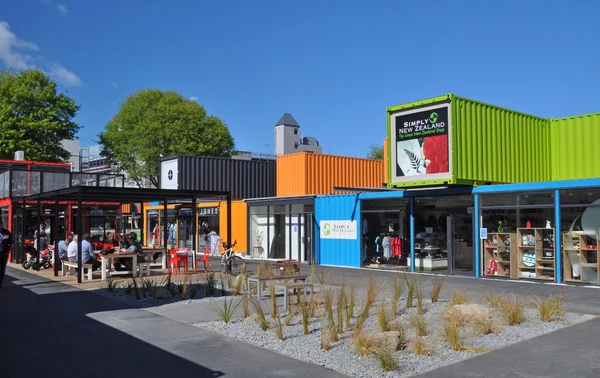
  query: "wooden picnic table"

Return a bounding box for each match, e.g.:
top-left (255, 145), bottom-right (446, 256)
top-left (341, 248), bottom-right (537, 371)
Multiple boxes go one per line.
top-left (247, 274), bottom-right (309, 299)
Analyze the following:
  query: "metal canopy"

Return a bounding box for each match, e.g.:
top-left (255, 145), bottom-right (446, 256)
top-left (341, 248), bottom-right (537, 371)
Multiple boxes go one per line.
top-left (13, 185), bottom-right (231, 284)
top-left (12, 186), bottom-right (229, 203)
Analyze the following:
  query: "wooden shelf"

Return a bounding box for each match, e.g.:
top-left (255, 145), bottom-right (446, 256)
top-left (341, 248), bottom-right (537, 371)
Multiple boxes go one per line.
top-left (517, 228), bottom-right (555, 281)
top-left (562, 231), bottom-right (600, 284)
top-left (483, 233), bottom-right (516, 278)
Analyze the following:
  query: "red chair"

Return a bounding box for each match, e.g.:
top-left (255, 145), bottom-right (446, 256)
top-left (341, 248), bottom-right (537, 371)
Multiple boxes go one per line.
top-left (195, 247), bottom-right (210, 272)
top-left (169, 249), bottom-right (188, 274)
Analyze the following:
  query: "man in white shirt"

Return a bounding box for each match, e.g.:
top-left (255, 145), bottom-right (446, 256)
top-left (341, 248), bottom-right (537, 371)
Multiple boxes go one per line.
top-left (67, 235), bottom-right (78, 262)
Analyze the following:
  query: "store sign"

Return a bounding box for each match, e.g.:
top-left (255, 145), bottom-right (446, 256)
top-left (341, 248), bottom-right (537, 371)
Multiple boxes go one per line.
top-left (390, 103), bottom-right (452, 182)
top-left (320, 220), bottom-right (357, 240)
top-left (479, 228), bottom-right (488, 239)
top-left (160, 159), bottom-right (178, 190)
top-left (199, 207), bottom-right (219, 216)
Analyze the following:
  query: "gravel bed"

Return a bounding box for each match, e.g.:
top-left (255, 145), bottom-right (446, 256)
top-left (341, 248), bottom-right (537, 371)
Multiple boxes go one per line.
top-left (194, 295), bottom-right (595, 377)
top-left (88, 278), bottom-right (231, 308)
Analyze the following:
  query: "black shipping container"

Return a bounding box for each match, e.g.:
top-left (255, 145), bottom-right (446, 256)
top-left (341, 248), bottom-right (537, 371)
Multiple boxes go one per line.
top-left (161, 155), bottom-right (276, 200)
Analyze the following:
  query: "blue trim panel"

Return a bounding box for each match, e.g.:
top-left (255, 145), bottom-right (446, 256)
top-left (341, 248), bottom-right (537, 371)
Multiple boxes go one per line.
top-left (474, 177), bottom-right (600, 194)
top-left (474, 194), bottom-right (480, 278)
top-left (555, 190), bottom-right (561, 284)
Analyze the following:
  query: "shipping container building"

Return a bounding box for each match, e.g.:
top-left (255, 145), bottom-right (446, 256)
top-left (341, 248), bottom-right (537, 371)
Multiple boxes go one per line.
top-left (159, 155), bottom-right (276, 200)
top-left (387, 94), bottom-right (551, 188)
top-left (277, 152), bottom-right (384, 196)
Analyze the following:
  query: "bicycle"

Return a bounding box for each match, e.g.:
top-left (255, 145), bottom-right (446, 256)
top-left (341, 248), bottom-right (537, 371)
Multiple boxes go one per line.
top-left (220, 240), bottom-right (246, 275)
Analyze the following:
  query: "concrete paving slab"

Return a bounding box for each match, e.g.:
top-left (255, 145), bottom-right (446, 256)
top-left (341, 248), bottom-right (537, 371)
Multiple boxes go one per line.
top-left (418, 317), bottom-right (600, 378)
top-left (1, 267), bottom-right (347, 378)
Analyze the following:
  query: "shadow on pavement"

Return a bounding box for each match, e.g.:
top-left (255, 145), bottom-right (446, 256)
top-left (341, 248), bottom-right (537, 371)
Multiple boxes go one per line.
top-left (0, 268), bottom-right (224, 378)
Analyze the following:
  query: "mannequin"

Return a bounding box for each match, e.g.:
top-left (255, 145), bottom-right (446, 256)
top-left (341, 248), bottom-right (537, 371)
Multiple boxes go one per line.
top-left (209, 230), bottom-right (221, 256)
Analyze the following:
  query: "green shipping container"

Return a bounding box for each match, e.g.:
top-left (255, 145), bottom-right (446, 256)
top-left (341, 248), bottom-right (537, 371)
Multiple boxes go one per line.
top-left (386, 94), bottom-right (551, 188)
top-left (550, 112), bottom-right (600, 181)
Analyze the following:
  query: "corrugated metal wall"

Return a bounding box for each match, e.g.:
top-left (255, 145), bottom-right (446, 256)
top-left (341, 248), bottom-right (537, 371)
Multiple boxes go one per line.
top-left (452, 96), bottom-right (551, 184)
top-left (383, 138), bottom-right (388, 184)
top-left (218, 200), bottom-right (248, 254)
top-left (550, 113), bottom-right (600, 181)
top-left (178, 156), bottom-right (276, 200)
top-left (277, 152), bottom-right (383, 196)
top-left (314, 195), bottom-right (361, 268)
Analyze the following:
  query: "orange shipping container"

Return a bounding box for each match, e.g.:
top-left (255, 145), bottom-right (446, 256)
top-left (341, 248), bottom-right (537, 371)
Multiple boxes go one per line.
top-left (218, 200), bottom-right (248, 255)
top-left (277, 152), bottom-right (384, 196)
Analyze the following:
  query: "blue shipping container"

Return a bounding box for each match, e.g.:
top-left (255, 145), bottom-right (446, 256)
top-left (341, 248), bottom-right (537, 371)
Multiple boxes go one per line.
top-left (315, 194), bottom-right (362, 268)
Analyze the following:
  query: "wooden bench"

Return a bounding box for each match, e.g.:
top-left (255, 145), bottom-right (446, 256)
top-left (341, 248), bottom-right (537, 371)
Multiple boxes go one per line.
top-left (137, 262), bottom-right (151, 277)
top-left (62, 261), bottom-right (94, 280)
top-left (275, 282), bottom-right (314, 311)
top-left (247, 274), bottom-right (309, 299)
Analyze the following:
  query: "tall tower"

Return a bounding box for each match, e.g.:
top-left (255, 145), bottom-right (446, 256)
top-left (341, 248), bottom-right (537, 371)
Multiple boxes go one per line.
top-left (274, 113), bottom-right (322, 156)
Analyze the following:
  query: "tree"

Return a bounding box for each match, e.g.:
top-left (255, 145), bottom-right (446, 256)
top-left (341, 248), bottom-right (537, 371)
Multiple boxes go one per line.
top-left (367, 144), bottom-right (384, 160)
top-left (98, 89), bottom-right (235, 188)
top-left (0, 69), bottom-right (81, 161)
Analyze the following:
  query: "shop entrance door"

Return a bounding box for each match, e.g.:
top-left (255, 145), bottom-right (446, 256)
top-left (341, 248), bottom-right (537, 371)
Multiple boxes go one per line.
top-left (446, 213), bottom-right (474, 276)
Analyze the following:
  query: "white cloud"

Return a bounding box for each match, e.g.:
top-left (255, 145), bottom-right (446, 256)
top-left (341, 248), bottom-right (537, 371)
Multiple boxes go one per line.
top-left (189, 96), bottom-right (199, 101)
top-left (0, 21), bottom-right (39, 70)
top-left (49, 63), bottom-right (82, 87)
top-left (110, 80), bottom-right (118, 88)
top-left (56, 4), bottom-right (68, 16)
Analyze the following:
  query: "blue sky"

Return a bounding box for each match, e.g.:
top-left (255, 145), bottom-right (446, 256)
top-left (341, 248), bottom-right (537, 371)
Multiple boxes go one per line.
top-left (1, 0), bottom-right (599, 158)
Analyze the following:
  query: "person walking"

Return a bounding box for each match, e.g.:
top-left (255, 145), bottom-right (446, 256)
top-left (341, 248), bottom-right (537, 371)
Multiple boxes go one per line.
top-left (0, 219), bottom-right (13, 288)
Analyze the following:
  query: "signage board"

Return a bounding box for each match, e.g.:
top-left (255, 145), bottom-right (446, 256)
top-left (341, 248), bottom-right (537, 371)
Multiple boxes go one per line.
top-left (320, 220), bottom-right (357, 240)
top-left (160, 159), bottom-right (179, 190)
top-left (390, 103), bottom-right (452, 183)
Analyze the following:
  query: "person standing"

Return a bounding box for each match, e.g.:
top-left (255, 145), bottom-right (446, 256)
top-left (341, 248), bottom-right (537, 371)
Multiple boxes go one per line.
top-left (0, 219), bottom-right (13, 288)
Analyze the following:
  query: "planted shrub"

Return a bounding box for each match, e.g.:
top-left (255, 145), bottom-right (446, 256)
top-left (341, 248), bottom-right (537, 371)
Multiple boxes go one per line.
top-left (416, 287), bottom-right (425, 315)
top-left (430, 279), bottom-right (444, 303)
top-left (205, 270), bottom-right (216, 297)
top-left (346, 283), bottom-right (356, 326)
top-left (242, 294), bottom-right (250, 318)
top-left (249, 296), bottom-right (270, 331)
top-left (535, 293), bottom-right (565, 322)
top-left (372, 346), bottom-right (398, 372)
top-left (211, 297), bottom-right (241, 324)
top-left (391, 274), bottom-right (403, 316)
top-left (482, 293), bottom-right (503, 308)
top-left (377, 301), bottom-right (390, 332)
top-left (409, 314), bottom-right (427, 336)
top-left (300, 298), bottom-right (311, 335)
top-left (336, 283), bottom-right (346, 334)
top-left (352, 331), bottom-right (375, 357)
top-left (404, 274), bottom-right (417, 309)
top-left (320, 308), bottom-right (331, 350)
top-left (500, 296), bottom-right (524, 326)
top-left (270, 284), bottom-right (278, 319)
top-left (273, 314), bottom-right (284, 340)
top-left (409, 337), bottom-right (429, 355)
top-left (104, 277), bottom-right (121, 292)
top-left (449, 290), bottom-right (469, 306)
top-left (442, 321), bottom-right (463, 351)
top-left (283, 306), bottom-right (299, 326)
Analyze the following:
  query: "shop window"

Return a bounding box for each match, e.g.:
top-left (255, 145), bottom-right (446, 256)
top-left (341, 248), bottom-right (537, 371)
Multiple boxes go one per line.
top-left (480, 192), bottom-right (555, 281)
top-left (560, 189), bottom-right (600, 285)
top-left (250, 212), bottom-right (269, 258)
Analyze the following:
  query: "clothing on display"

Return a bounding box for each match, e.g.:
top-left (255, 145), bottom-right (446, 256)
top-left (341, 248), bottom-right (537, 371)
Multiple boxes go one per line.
top-left (209, 231), bottom-right (221, 255)
top-left (374, 236), bottom-right (381, 253)
top-left (382, 236), bottom-right (390, 258)
top-left (362, 219), bottom-right (368, 235)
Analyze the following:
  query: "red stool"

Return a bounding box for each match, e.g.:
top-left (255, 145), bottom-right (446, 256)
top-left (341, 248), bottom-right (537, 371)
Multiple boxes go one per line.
top-left (169, 249), bottom-right (188, 274)
top-left (195, 247), bottom-right (211, 272)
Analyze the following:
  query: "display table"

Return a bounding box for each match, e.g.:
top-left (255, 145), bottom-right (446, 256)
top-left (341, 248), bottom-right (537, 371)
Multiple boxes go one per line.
top-left (407, 257), bottom-right (448, 270)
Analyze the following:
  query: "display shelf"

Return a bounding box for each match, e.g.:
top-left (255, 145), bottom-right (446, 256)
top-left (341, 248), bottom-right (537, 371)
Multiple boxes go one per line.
top-left (482, 232), bottom-right (516, 278)
top-left (562, 231), bottom-right (599, 284)
top-left (516, 228), bottom-right (555, 280)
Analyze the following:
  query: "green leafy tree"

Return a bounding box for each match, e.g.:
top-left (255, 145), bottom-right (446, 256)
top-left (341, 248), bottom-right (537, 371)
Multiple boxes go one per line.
top-left (98, 89), bottom-right (235, 188)
top-left (0, 69), bottom-right (81, 161)
top-left (367, 144), bottom-right (384, 160)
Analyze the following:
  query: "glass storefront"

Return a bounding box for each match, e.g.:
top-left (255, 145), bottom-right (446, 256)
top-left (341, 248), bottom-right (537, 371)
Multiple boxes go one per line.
top-left (480, 192), bottom-right (555, 281)
top-left (248, 203), bottom-right (314, 262)
top-left (560, 189), bottom-right (600, 285)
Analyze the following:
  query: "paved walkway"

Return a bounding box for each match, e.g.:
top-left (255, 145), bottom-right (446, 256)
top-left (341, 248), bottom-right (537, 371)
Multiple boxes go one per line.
top-left (0, 267), bottom-right (346, 378)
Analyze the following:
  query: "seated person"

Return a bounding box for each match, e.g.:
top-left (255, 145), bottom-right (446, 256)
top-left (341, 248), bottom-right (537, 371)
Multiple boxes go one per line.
top-left (37, 231), bottom-right (48, 251)
top-left (81, 233), bottom-right (101, 273)
top-left (67, 235), bottom-right (78, 262)
top-left (58, 232), bottom-right (74, 260)
top-left (104, 231), bottom-right (117, 248)
top-left (115, 232), bottom-right (144, 271)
